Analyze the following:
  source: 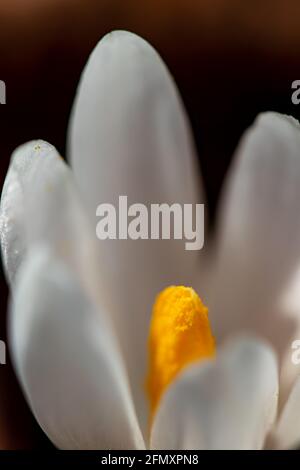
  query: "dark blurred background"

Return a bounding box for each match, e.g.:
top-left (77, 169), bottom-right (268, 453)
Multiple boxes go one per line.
top-left (1, 0), bottom-right (300, 449)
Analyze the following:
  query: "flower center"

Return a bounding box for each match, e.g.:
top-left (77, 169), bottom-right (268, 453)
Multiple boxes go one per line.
top-left (146, 286), bottom-right (215, 420)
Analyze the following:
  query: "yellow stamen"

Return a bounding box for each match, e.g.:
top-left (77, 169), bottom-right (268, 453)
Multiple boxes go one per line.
top-left (146, 286), bottom-right (215, 419)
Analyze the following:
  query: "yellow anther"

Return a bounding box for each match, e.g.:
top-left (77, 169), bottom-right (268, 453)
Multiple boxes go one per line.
top-left (146, 286), bottom-right (215, 419)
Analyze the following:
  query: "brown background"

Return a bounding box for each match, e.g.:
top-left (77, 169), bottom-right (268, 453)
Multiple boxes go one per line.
top-left (1, 0), bottom-right (300, 448)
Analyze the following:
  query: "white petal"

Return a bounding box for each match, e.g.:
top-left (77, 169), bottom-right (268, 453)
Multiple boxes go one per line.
top-left (151, 336), bottom-right (278, 450)
top-left (0, 140), bottom-right (60, 284)
top-left (272, 375), bottom-right (300, 449)
top-left (68, 31), bottom-right (205, 427)
top-left (211, 113), bottom-right (300, 398)
top-left (9, 245), bottom-right (144, 450)
top-left (0, 140), bottom-right (104, 309)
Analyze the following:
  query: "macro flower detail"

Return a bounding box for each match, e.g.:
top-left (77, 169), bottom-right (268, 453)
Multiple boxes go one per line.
top-left (1, 30), bottom-right (300, 450)
top-left (146, 286), bottom-right (215, 419)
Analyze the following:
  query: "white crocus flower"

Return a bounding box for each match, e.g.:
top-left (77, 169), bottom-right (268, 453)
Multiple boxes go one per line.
top-left (1, 30), bottom-right (300, 450)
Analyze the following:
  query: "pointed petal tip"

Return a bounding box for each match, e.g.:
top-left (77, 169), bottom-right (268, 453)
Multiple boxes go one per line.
top-left (8, 139), bottom-right (59, 170)
top-left (255, 111), bottom-right (300, 130)
top-left (90, 30), bottom-right (156, 56)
